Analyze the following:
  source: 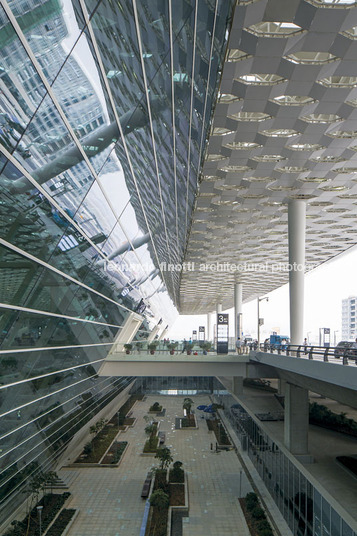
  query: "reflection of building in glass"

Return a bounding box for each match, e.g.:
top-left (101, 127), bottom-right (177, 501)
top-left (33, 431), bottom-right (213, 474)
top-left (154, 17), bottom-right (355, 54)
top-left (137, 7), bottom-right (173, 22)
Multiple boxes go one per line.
top-left (1, 1), bottom-right (357, 535)
top-left (0, 0), bottom-right (232, 520)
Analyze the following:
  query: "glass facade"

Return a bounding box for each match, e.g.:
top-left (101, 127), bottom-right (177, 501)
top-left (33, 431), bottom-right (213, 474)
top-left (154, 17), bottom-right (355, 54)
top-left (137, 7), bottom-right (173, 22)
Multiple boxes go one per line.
top-left (0, 0), bottom-right (234, 518)
top-left (217, 392), bottom-right (357, 536)
top-left (131, 376), bottom-right (215, 394)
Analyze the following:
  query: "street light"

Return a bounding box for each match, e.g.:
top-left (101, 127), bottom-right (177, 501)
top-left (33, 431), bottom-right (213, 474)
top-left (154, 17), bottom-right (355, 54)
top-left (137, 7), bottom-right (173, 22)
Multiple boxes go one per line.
top-left (37, 506), bottom-right (43, 536)
top-left (257, 296), bottom-right (269, 346)
top-left (334, 330), bottom-right (339, 346)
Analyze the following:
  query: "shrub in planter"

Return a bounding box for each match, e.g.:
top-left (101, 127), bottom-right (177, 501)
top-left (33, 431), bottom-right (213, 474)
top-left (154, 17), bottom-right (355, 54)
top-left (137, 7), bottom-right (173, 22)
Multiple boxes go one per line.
top-left (148, 342), bottom-right (158, 355)
top-left (83, 442), bottom-right (92, 456)
top-left (251, 506), bottom-right (266, 520)
top-left (150, 402), bottom-right (162, 412)
top-left (135, 342), bottom-right (143, 353)
top-left (259, 529), bottom-right (274, 536)
top-left (167, 342), bottom-right (177, 355)
top-left (245, 492), bottom-right (259, 509)
top-left (201, 341), bottom-right (212, 355)
top-left (170, 461), bottom-right (184, 483)
top-left (186, 343), bottom-right (193, 355)
top-left (124, 343), bottom-right (133, 354)
top-left (256, 519), bottom-right (271, 531)
top-left (150, 488), bottom-right (169, 509)
top-left (154, 469), bottom-right (169, 494)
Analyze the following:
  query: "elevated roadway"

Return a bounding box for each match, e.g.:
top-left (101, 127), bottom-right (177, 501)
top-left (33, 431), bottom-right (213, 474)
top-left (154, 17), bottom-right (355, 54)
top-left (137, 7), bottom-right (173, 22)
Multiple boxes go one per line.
top-left (99, 350), bottom-right (357, 408)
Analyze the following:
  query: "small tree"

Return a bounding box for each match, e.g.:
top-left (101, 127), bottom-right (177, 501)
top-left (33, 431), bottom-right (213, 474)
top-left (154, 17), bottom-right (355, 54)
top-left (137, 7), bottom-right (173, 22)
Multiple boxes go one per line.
top-left (150, 488), bottom-right (170, 510)
top-left (183, 397), bottom-right (194, 416)
top-left (25, 471), bottom-right (47, 504)
top-left (171, 460), bottom-right (184, 483)
top-left (83, 442), bottom-right (93, 456)
top-left (150, 401), bottom-right (161, 411)
top-left (145, 424), bottom-right (156, 438)
top-left (155, 447), bottom-right (173, 470)
top-left (44, 470), bottom-right (58, 496)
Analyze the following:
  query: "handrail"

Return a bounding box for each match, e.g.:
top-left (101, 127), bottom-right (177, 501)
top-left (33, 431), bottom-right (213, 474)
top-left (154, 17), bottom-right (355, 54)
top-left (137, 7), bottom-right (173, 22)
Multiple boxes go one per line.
top-left (257, 343), bottom-right (357, 366)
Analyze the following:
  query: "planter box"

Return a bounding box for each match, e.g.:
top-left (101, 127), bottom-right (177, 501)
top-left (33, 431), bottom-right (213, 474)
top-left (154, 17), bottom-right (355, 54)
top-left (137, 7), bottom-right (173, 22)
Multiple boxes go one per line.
top-left (141, 436), bottom-right (160, 456)
top-left (167, 473), bottom-right (189, 535)
top-left (180, 414), bottom-right (198, 429)
top-left (62, 509), bottom-right (80, 536)
top-left (46, 509), bottom-right (79, 536)
top-left (68, 440), bottom-right (128, 467)
top-left (100, 441), bottom-right (129, 466)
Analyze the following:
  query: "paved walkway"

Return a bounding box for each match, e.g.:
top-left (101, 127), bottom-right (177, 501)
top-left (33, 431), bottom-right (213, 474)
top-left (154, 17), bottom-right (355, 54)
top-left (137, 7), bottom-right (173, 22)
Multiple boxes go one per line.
top-left (62, 395), bottom-right (252, 536)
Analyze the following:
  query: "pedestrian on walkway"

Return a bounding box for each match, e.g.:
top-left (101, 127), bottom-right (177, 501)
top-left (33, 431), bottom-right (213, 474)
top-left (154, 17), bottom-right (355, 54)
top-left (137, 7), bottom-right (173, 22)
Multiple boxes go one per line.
top-left (236, 337), bottom-right (243, 355)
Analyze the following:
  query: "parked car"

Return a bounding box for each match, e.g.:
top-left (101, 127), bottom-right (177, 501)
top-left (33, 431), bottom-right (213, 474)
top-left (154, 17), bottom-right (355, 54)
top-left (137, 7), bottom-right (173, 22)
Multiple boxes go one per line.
top-left (334, 341), bottom-right (355, 358)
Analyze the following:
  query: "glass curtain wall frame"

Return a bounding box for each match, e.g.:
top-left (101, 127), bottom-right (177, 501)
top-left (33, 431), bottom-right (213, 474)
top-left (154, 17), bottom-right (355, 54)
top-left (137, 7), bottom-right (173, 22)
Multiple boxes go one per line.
top-left (0, 0), bottom-right (235, 516)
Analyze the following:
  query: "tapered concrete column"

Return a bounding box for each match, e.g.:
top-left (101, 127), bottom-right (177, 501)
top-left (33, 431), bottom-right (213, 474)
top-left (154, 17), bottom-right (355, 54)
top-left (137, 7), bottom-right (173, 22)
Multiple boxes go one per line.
top-left (111, 311), bottom-right (143, 352)
top-left (158, 325), bottom-right (169, 341)
top-left (284, 383), bottom-right (309, 455)
top-left (147, 323), bottom-right (161, 343)
top-left (207, 313), bottom-right (212, 342)
top-left (288, 200), bottom-right (306, 345)
top-left (234, 282), bottom-right (243, 342)
top-left (232, 376), bottom-right (243, 397)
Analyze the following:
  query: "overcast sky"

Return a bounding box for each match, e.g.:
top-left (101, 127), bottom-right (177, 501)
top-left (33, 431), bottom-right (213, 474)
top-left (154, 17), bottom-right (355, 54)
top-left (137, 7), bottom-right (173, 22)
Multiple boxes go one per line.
top-left (167, 245), bottom-right (357, 345)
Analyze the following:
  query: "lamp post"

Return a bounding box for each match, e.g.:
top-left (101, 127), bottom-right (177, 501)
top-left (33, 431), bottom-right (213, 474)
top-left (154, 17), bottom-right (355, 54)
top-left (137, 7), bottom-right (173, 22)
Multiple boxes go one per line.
top-left (37, 505), bottom-right (43, 536)
top-left (334, 330), bottom-right (339, 346)
top-left (257, 296), bottom-right (269, 346)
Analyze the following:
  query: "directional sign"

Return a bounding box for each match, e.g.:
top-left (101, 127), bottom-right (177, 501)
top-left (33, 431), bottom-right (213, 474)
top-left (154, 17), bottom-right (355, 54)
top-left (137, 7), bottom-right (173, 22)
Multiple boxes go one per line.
top-left (217, 313), bottom-right (229, 354)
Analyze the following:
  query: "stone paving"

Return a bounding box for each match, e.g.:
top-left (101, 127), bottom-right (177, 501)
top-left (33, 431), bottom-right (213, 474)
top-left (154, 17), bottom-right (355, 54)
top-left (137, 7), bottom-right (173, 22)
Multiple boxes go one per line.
top-left (62, 394), bottom-right (252, 536)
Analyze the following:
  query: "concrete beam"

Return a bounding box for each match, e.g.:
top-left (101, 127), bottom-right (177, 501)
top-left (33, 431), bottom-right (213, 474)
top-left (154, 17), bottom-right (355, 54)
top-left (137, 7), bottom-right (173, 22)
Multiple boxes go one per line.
top-left (98, 354), bottom-right (249, 377)
top-left (249, 351), bottom-right (357, 392)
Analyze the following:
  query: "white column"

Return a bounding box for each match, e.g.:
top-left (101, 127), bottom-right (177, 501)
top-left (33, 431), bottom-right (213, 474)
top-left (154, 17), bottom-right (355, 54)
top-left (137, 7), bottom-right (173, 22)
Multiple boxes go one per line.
top-left (234, 282), bottom-right (243, 342)
top-left (216, 303), bottom-right (222, 314)
top-left (147, 324), bottom-right (161, 343)
top-left (110, 312), bottom-right (143, 353)
top-left (158, 325), bottom-right (169, 341)
top-left (207, 313), bottom-right (212, 342)
top-left (288, 200), bottom-right (306, 346)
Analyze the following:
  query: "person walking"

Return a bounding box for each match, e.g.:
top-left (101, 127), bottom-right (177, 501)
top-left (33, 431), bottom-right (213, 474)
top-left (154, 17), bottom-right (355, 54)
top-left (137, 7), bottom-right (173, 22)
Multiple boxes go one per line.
top-left (236, 337), bottom-right (242, 355)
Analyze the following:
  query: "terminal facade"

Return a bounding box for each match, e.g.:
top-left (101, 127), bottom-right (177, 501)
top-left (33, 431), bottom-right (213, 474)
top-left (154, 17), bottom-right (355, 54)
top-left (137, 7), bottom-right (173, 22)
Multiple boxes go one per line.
top-left (1, 1), bottom-right (357, 535)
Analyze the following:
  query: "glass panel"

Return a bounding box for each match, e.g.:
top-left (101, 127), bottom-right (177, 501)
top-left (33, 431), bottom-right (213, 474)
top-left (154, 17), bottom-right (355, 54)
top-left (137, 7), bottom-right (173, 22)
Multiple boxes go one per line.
top-left (0, 307), bottom-right (119, 351)
top-left (331, 509), bottom-right (341, 536)
top-left (0, 374), bottom-right (132, 506)
top-left (8, 0), bottom-right (84, 85)
top-left (314, 489), bottom-right (322, 536)
top-left (342, 520), bottom-right (353, 536)
top-left (322, 497), bottom-right (331, 536)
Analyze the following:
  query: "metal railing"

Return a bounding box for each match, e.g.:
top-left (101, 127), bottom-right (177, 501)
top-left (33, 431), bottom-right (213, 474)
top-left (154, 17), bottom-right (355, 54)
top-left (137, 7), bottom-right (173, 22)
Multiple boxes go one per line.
top-left (258, 343), bottom-right (357, 366)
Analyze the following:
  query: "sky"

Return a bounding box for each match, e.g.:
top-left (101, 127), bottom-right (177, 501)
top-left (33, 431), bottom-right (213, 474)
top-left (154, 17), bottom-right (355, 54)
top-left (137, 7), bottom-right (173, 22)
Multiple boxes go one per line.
top-left (167, 244), bottom-right (357, 345)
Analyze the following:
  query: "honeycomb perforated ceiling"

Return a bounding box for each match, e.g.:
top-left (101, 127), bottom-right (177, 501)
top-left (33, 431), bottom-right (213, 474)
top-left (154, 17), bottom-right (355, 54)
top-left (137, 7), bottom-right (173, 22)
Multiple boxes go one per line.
top-left (180, 0), bottom-right (357, 314)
